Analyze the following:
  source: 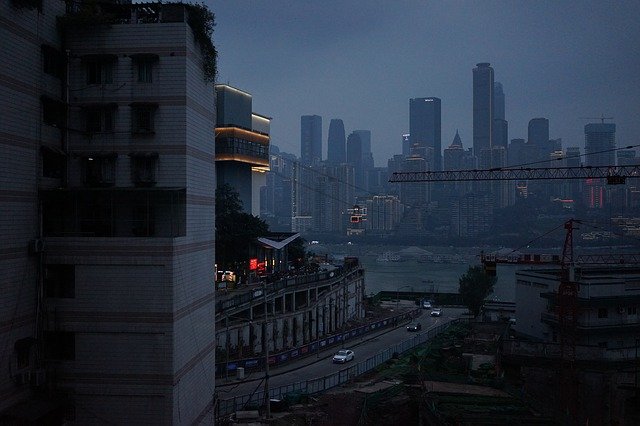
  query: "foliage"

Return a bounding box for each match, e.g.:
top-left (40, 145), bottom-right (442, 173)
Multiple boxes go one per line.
top-left (287, 237), bottom-right (307, 269)
top-left (215, 184), bottom-right (268, 271)
top-left (457, 265), bottom-right (497, 317)
top-left (186, 3), bottom-right (218, 82)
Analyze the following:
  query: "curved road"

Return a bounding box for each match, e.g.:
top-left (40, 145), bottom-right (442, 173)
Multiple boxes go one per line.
top-left (217, 307), bottom-right (466, 400)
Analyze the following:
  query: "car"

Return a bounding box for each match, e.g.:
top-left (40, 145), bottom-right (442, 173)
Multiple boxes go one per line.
top-left (332, 349), bottom-right (355, 363)
top-left (430, 308), bottom-right (442, 317)
top-left (406, 322), bottom-right (422, 332)
top-left (422, 300), bottom-right (432, 309)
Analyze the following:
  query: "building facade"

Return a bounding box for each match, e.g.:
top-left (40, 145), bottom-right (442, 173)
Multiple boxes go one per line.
top-left (326, 118), bottom-right (346, 164)
top-left (409, 97), bottom-right (442, 171)
top-left (300, 115), bottom-right (322, 166)
top-left (472, 63), bottom-right (494, 168)
top-left (2, 2), bottom-right (216, 423)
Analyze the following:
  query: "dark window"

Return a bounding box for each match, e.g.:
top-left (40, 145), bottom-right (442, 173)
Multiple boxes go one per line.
top-left (131, 105), bottom-right (156, 134)
top-left (42, 147), bottom-right (66, 179)
top-left (42, 45), bottom-right (64, 78)
top-left (137, 60), bottom-right (153, 83)
top-left (44, 264), bottom-right (75, 298)
top-left (597, 341), bottom-right (608, 349)
top-left (84, 107), bottom-right (114, 134)
top-left (598, 308), bottom-right (608, 319)
top-left (44, 331), bottom-right (75, 360)
top-left (131, 155), bottom-right (157, 187)
top-left (86, 60), bottom-right (113, 84)
top-left (629, 306), bottom-right (637, 315)
top-left (41, 96), bottom-right (66, 127)
top-left (83, 156), bottom-right (116, 187)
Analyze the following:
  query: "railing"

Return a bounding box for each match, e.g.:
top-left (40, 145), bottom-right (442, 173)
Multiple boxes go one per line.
top-left (215, 318), bottom-right (468, 420)
top-left (216, 265), bottom-right (362, 316)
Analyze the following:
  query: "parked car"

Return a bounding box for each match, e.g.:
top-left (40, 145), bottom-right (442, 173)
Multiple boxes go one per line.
top-left (332, 349), bottom-right (355, 363)
top-left (406, 322), bottom-right (422, 332)
top-left (422, 300), bottom-right (432, 309)
top-left (430, 308), bottom-right (442, 317)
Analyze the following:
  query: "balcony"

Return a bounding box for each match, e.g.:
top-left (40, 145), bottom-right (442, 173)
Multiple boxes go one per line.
top-left (215, 127), bottom-right (269, 168)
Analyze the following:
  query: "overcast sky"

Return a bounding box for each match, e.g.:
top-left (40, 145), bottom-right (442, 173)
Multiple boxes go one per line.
top-left (208, 1), bottom-right (640, 167)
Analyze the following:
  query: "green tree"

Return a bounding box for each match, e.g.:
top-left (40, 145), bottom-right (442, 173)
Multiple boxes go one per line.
top-left (458, 265), bottom-right (497, 317)
top-left (215, 184), bottom-right (268, 271)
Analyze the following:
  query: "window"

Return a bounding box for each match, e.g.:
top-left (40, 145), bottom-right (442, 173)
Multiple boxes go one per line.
top-left (84, 106), bottom-right (115, 134)
top-left (42, 45), bottom-right (64, 78)
top-left (83, 155), bottom-right (116, 187)
top-left (131, 103), bottom-right (157, 134)
top-left (629, 306), bottom-right (637, 315)
top-left (44, 264), bottom-right (75, 298)
top-left (132, 204), bottom-right (155, 237)
top-left (14, 338), bottom-right (33, 369)
top-left (597, 341), bottom-right (608, 349)
top-left (83, 55), bottom-right (116, 85)
top-left (44, 331), bottom-right (75, 360)
top-left (130, 154), bottom-right (158, 186)
top-left (137, 60), bottom-right (153, 83)
top-left (41, 95), bottom-right (66, 127)
top-left (597, 308), bottom-right (608, 319)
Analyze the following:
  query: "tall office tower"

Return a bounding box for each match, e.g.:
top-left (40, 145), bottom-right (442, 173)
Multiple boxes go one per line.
top-left (584, 123), bottom-right (616, 208)
top-left (491, 147), bottom-right (512, 208)
top-left (387, 154), bottom-right (405, 196)
top-left (585, 123), bottom-right (616, 166)
top-left (562, 146), bottom-right (582, 202)
top-left (327, 119), bottom-right (346, 164)
top-left (353, 130), bottom-right (375, 191)
top-left (443, 130), bottom-right (467, 201)
top-left (473, 63), bottom-right (494, 168)
top-left (409, 97), bottom-right (442, 170)
top-left (216, 85), bottom-right (271, 216)
top-left (528, 117), bottom-right (550, 162)
top-left (493, 82), bottom-right (505, 120)
top-left (301, 115), bottom-right (322, 166)
top-left (347, 131), bottom-right (366, 194)
top-left (402, 133), bottom-right (411, 157)
top-left (1, 3), bottom-right (216, 423)
top-left (262, 147), bottom-right (295, 231)
top-left (617, 149), bottom-right (637, 166)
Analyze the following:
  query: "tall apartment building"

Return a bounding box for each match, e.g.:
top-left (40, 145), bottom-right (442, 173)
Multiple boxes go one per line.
top-left (585, 123), bottom-right (616, 208)
top-left (300, 114), bottom-right (322, 166)
top-left (326, 118), bottom-right (346, 164)
top-left (409, 97), bottom-right (441, 171)
top-left (215, 84), bottom-right (270, 216)
top-left (472, 63), bottom-right (494, 168)
top-left (1, 2), bottom-right (216, 423)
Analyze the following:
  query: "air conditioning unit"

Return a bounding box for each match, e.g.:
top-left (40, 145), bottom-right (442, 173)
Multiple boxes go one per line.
top-left (31, 369), bottom-right (46, 387)
top-left (14, 370), bottom-right (31, 386)
top-left (28, 239), bottom-right (45, 255)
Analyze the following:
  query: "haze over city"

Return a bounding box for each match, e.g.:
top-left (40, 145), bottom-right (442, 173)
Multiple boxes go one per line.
top-left (212, 0), bottom-right (640, 165)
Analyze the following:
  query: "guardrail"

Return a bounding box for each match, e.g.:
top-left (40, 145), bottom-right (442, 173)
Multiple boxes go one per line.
top-left (215, 318), bottom-right (468, 420)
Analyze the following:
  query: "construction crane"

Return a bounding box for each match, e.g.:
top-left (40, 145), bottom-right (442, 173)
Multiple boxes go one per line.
top-left (390, 164), bottom-right (640, 185)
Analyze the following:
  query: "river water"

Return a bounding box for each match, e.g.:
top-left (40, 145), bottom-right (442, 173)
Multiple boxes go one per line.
top-left (316, 244), bottom-right (526, 302)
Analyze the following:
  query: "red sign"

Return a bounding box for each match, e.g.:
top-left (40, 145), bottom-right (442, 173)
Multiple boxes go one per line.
top-left (249, 258), bottom-right (258, 270)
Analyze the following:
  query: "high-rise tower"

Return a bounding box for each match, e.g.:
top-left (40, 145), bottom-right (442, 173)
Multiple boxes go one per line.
top-left (473, 63), bottom-right (494, 168)
top-left (327, 118), bottom-right (346, 164)
top-left (585, 123), bottom-right (616, 166)
top-left (409, 97), bottom-right (442, 170)
top-left (301, 115), bottom-right (322, 166)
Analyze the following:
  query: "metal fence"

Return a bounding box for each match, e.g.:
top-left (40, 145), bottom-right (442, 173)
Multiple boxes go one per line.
top-left (215, 318), bottom-right (467, 419)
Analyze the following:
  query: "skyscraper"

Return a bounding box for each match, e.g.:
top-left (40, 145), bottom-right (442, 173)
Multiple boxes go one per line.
top-left (585, 123), bottom-right (616, 166)
top-left (402, 133), bottom-right (411, 157)
top-left (528, 117), bottom-right (550, 162)
top-left (409, 97), bottom-right (442, 170)
top-left (327, 118), bottom-right (346, 164)
top-left (347, 131), bottom-right (365, 193)
top-left (473, 63), bottom-right (494, 168)
top-left (301, 115), bottom-right (322, 166)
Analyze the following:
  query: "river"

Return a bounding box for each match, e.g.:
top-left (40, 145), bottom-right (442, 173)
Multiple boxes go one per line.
top-left (314, 243), bottom-right (528, 302)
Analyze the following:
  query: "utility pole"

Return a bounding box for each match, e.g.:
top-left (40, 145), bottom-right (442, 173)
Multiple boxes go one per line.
top-left (262, 283), bottom-right (271, 420)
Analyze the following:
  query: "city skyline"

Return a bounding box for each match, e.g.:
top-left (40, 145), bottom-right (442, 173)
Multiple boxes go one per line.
top-left (211, 1), bottom-right (640, 166)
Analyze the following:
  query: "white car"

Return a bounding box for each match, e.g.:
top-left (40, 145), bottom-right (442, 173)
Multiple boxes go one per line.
top-left (422, 300), bottom-right (432, 309)
top-left (332, 349), bottom-right (355, 363)
top-left (430, 308), bottom-right (442, 317)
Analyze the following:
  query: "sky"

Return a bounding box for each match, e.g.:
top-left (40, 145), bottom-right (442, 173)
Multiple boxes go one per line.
top-left (208, 0), bottom-right (640, 167)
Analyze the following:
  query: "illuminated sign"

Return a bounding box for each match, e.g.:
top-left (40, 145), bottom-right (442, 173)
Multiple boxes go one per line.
top-left (249, 258), bottom-right (258, 270)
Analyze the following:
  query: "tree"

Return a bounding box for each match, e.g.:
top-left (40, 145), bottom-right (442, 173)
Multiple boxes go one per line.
top-left (458, 265), bottom-right (497, 317)
top-left (215, 184), bottom-right (268, 271)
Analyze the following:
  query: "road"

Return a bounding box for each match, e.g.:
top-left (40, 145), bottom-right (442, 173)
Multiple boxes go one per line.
top-left (216, 307), bottom-right (466, 400)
